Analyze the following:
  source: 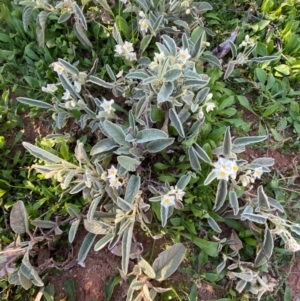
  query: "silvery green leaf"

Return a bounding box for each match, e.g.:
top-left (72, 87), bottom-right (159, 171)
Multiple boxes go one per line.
top-left (58, 73), bottom-right (79, 99)
top-left (31, 219), bottom-right (56, 228)
top-left (129, 147), bottom-right (143, 158)
top-left (255, 227), bottom-right (273, 267)
top-left (69, 219), bottom-right (80, 243)
top-left (149, 196), bottom-right (161, 202)
top-left (177, 175), bottom-right (191, 190)
top-left (188, 147), bottom-right (201, 171)
top-left (161, 35), bottom-right (177, 56)
top-left (192, 31), bottom-right (205, 59)
top-left (268, 197), bottom-right (284, 212)
top-left (224, 60), bottom-right (235, 79)
top-left (227, 263), bottom-right (238, 270)
top-left (58, 11), bottom-right (71, 23)
top-left (73, 3), bottom-right (87, 30)
top-left (94, 233), bottom-right (114, 251)
top-left (8, 271), bottom-right (20, 285)
top-left (70, 182), bottom-right (85, 194)
top-left (117, 156), bottom-right (140, 172)
top-left (10, 201), bottom-right (28, 235)
top-left (87, 196), bottom-right (101, 221)
top-left (193, 143), bottom-right (211, 163)
top-left (204, 169), bottom-right (217, 185)
top-left (19, 270), bottom-right (32, 290)
top-left (174, 19), bottom-right (188, 29)
top-left (229, 41), bottom-right (237, 57)
top-left (146, 138), bottom-right (174, 153)
top-left (136, 129), bottom-right (168, 143)
top-left (250, 56), bottom-right (279, 63)
top-left (157, 82), bottom-right (173, 103)
top-left (95, 0), bottom-right (114, 15)
top-left (152, 243), bottom-right (186, 281)
top-left (208, 217), bottom-right (221, 233)
top-left (122, 225), bottom-right (133, 274)
top-left (233, 272), bottom-right (254, 282)
top-left (117, 197), bottom-right (135, 212)
top-left (108, 223), bottom-right (121, 250)
top-left (232, 145), bottom-right (246, 153)
top-left (90, 138), bottom-right (118, 155)
top-left (138, 56), bottom-right (151, 66)
top-left (105, 64), bottom-right (116, 81)
top-left (55, 112), bottom-right (68, 130)
top-left (74, 22), bottom-right (92, 49)
top-left (233, 135), bottom-right (267, 146)
top-left (182, 33), bottom-right (190, 52)
top-left (178, 106), bottom-right (190, 123)
top-left (242, 205), bottom-right (253, 215)
top-left (125, 175), bottom-right (140, 204)
top-left (169, 108), bottom-right (185, 137)
top-left (135, 0), bottom-right (149, 11)
top-left (84, 219), bottom-right (111, 235)
top-left (155, 42), bottom-right (170, 57)
top-left (161, 205), bottom-right (169, 227)
top-left (192, 2), bottom-right (213, 11)
top-left (36, 11), bottom-right (48, 47)
top-left (216, 260), bottom-right (226, 274)
top-left (126, 287), bottom-right (134, 301)
top-left (114, 146), bottom-right (131, 155)
top-left (126, 70), bottom-right (149, 80)
top-left (251, 158), bottom-right (274, 166)
top-left (183, 77), bottom-right (209, 89)
top-left (213, 179), bottom-right (227, 211)
top-left (164, 69), bottom-right (182, 82)
top-left (17, 97), bottom-right (53, 109)
top-left (229, 190), bottom-right (239, 215)
top-left (77, 233), bottom-right (96, 267)
top-left (290, 225), bottom-right (300, 236)
top-left (236, 279), bottom-right (247, 293)
top-left (138, 257), bottom-right (156, 278)
top-left (88, 75), bottom-right (114, 88)
top-left (202, 54), bottom-right (221, 69)
top-left (222, 126), bottom-right (231, 156)
top-left (20, 258), bottom-right (43, 287)
top-left (58, 58), bottom-right (79, 75)
top-left (140, 35), bottom-right (152, 54)
top-left (153, 14), bottom-right (164, 31)
top-left (104, 120), bottom-right (128, 146)
top-left (195, 87), bottom-right (209, 105)
top-left (22, 6), bottom-right (34, 31)
top-left (242, 213), bottom-right (266, 224)
top-left (257, 186), bottom-right (270, 210)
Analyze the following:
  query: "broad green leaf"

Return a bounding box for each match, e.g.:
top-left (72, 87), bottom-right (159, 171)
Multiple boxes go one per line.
top-left (136, 129), bottom-right (168, 143)
top-left (31, 220), bottom-right (56, 228)
top-left (233, 135), bottom-right (267, 146)
top-left (122, 225), bottom-right (133, 274)
top-left (10, 200), bottom-right (28, 234)
top-left (94, 233), bottom-right (114, 251)
top-left (169, 108), bottom-right (185, 137)
top-left (69, 219), bottom-right (80, 243)
top-left (222, 127), bottom-right (231, 156)
top-left (124, 175), bottom-right (140, 204)
top-left (90, 138), bottom-right (118, 155)
top-left (117, 156), bottom-right (140, 172)
top-left (237, 95), bottom-right (257, 116)
top-left (116, 15), bottom-right (130, 40)
top-left (192, 143), bottom-right (211, 163)
top-left (77, 233), bottom-right (96, 266)
top-left (213, 180), bottom-right (227, 211)
top-left (103, 120), bottom-right (128, 146)
top-left (138, 257), bottom-right (156, 278)
top-left (17, 97), bottom-right (53, 109)
top-left (152, 243), bottom-right (186, 281)
top-left (88, 75), bottom-right (114, 88)
top-left (146, 138), bottom-right (174, 153)
top-left (157, 82), bottom-right (173, 103)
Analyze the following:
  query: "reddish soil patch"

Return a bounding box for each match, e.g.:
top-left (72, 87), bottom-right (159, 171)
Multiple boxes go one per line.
top-left (288, 255), bottom-right (300, 301)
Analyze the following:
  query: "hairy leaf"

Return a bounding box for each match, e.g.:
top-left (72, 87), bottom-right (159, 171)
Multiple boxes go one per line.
top-left (10, 201), bottom-right (28, 235)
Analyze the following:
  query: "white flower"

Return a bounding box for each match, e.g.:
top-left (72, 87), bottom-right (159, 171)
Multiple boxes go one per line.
top-left (116, 70), bottom-right (123, 78)
top-left (52, 62), bottom-right (64, 75)
top-left (198, 108), bottom-right (204, 119)
top-left (206, 93), bottom-right (213, 101)
top-left (205, 102), bottom-right (216, 113)
top-left (253, 167), bottom-right (263, 179)
top-left (120, 0), bottom-right (127, 3)
top-left (138, 11), bottom-right (145, 18)
top-left (214, 158), bottom-right (232, 173)
top-left (115, 44), bottom-right (123, 55)
top-left (239, 41), bottom-right (247, 48)
top-left (42, 84), bottom-right (57, 93)
top-left (154, 52), bottom-right (165, 62)
top-left (123, 41), bottom-right (134, 54)
top-left (100, 99), bottom-right (115, 114)
top-left (215, 168), bottom-right (230, 181)
top-left (161, 195), bottom-right (175, 208)
top-left (109, 178), bottom-right (122, 189)
top-left (107, 165), bottom-right (118, 179)
top-left (230, 161), bottom-right (239, 177)
top-left (139, 19), bottom-right (149, 33)
top-left (74, 81), bottom-right (81, 93)
top-left (128, 52), bottom-right (137, 61)
top-left (175, 189), bottom-right (185, 201)
top-left (214, 158), bottom-right (239, 181)
top-left (178, 48), bottom-right (191, 64)
top-left (62, 89), bottom-right (71, 100)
